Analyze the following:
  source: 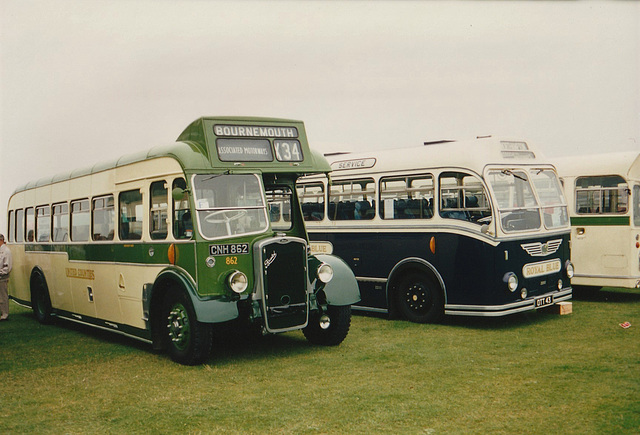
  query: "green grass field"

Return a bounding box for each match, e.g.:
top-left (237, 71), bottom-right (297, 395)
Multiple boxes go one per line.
top-left (1, 288), bottom-right (638, 434)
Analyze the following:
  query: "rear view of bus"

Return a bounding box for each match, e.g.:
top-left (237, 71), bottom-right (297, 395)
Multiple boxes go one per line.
top-left (298, 138), bottom-right (573, 322)
top-left (555, 152), bottom-right (640, 290)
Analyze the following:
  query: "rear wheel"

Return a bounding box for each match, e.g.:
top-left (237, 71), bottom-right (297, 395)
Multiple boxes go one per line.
top-left (395, 272), bottom-right (444, 323)
top-left (303, 305), bottom-right (351, 346)
top-left (31, 271), bottom-right (54, 324)
top-left (164, 290), bottom-right (213, 365)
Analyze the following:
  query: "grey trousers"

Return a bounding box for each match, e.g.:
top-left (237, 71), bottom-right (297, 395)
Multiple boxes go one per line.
top-left (0, 278), bottom-right (9, 319)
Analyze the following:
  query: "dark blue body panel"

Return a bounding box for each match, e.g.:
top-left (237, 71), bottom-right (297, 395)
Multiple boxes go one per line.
top-left (309, 229), bottom-right (571, 316)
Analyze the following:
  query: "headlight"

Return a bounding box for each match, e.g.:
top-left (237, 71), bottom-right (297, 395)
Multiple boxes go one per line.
top-left (565, 261), bottom-right (574, 279)
top-left (520, 288), bottom-right (528, 299)
top-left (504, 272), bottom-right (518, 292)
top-left (557, 279), bottom-right (563, 290)
top-left (317, 263), bottom-right (334, 284)
top-left (228, 271), bottom-right (248, 294)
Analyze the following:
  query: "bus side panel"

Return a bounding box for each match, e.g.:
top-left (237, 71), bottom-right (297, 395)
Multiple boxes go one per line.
top-left (308, 230), bottom-right (495, 308)
top-left (48, 248), bottom-right (74, 312)
top-left (570, 220), bottom-right (639, 287)
top-left (309, 230), bottom-right (571, 311)
top-left (8, 245), bottom-right (30, 304)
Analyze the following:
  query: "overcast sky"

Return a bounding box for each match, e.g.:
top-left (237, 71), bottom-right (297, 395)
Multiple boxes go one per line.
top-left (1, 0), bottom-right (639, 231)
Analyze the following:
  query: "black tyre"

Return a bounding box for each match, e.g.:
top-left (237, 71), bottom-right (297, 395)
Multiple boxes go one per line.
top-left (303, 305), bottom-right (351, 346)
top-left (395, 272), bottom-right (444, 323)
top-left (164, 290), bottom-right (213, 365)
top-left (31, 271), bottom-right (54, 324)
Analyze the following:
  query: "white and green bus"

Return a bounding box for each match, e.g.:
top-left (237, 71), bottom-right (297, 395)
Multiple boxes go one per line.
top-left (6, 116), bottom-right (360, 365)
top-left (555, 151), bottom-right (640, 290)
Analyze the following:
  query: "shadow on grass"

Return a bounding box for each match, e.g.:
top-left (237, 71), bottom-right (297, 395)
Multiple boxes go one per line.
top-left (4, 305), bottom-right (326, 367)
top-left (572, 286), bottom-right (640, 303)
top-left (352, 306), bottom-right (560, 331)
top-left (209, 321), bottom-right (318, 365)
top-left (5, 307), bottom-right (150, 350)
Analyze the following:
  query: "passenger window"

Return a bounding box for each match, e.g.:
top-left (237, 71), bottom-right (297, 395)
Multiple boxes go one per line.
top-left (15, 209), bottom-right (24, 242)
top-left (71, 200), bottom-right (90, 241)
top-left (36, 206), bottom-right (51, 242)
top-left (119, 190), bottom-right (143, 240)
top-left (439, 172), bottom-right (492, 224)
top-left (297, 183), bottom-right (325, 221)
top-left (634, 185), bottom-right (640, 227)
top-left (52, 203), bottom-right (69, 242)
top-left (150, 181), bottom-right (168, 240)
top-left (25, 207), bottom-right (35, 242)
top-left (173, 178), bottom-right (192, 239)
top-left (575, 175), bottom-right (628, 214)
top-left (8, 211), bottom-right (15, 243)
top-left (328, 179), bottom-right (375, 221)
top-left (380, 175), bottom-right (434, 219)
top-left (92, 196), bottom-right (114, 241)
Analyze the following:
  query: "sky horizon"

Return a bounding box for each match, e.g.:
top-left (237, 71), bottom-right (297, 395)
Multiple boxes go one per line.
top-left (1, 0), bottom-right (638, 232)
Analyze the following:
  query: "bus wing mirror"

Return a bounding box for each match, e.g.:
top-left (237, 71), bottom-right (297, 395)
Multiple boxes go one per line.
top-left (172, 187), bottom-right (187, 202)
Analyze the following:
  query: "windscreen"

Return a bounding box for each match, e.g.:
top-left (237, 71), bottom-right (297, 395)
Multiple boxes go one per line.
top-left (529, 169), bottom-right (569, 229)
top-left (193, 174), bottom-right (269, 239)
top-left (487, 168), bottom-right (569, 233)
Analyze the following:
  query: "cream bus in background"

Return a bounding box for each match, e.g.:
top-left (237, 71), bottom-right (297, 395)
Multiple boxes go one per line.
top-left (555, 151), bottom-right (640, 290)
top-left (298, 138), bottom-right (574, 323)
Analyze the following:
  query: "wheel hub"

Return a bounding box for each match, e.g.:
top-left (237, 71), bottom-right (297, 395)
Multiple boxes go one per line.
top-left (167, 304), bottom-right (190, 350)
top-left (406, 284), bottom-right (430, 312)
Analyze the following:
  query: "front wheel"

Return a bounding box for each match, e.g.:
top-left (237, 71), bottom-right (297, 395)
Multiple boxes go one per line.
top-left (303, 305), bottom-right (351, 346)
top-left (395, 272), bottom-right (444, 323)
top-left (164, 291), bottom-right (213, 365)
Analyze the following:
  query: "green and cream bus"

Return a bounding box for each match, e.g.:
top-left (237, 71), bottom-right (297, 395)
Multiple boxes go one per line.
top-left (6, 116), bottom-right (360, 365)
top-left (555, 151), bottom-right (640, 290)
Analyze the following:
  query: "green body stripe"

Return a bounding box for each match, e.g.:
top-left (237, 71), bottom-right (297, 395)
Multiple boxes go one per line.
top-left (570, 216), bottom-right (630, 226)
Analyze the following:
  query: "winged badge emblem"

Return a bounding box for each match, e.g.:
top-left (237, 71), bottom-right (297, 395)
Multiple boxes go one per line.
top-left (520, 239), bottom-right (562, 257)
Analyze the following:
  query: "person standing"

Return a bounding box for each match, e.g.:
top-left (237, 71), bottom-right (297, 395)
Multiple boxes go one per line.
top-left (0, 234), bottom-right (12, 321)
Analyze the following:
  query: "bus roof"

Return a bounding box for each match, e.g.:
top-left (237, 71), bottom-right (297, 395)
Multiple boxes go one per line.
top-left (554, 151), bottom-right (640, 181)
top-left (322, 137), bottom-right (550, 176)
top-left (12, 116), bottom-right (331, 194)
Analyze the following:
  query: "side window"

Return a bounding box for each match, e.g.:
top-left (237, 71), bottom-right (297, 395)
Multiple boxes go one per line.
top-left (575, 175), bottom-right (628, 214)
top-left (150, 181), bottom-right (168, 240)
top-left (439, 172), bottom-right (491, 224)
top-left (380, 175), bottom-right (434, 219)
top-left (297, 182), bottom-right (325, 221)
top-left (71, 200), bottom-right (90, 241)
top-left (633, 185), bottom-right (640, 227)
top-left (25, 207), bottom-right (35, 242)
top-left (15, 209), bottom-right (25, 242)
top-left (92, 196), bottom-right (114, 241)
top-left (173, 178), bottom-right (192, 240)
top-left (52, 203), bottom-right (69, 242)
top-left (8, 211), bottom-right (15, 243)
top-left (119, 190), bottom-right (143, 240)
top-left (36, 206), bottom-right (51, 242)
top-left (328, 179), bottom-right (375, 221)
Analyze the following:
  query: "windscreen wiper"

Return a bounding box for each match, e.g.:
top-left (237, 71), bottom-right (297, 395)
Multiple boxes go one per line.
top-left (501, 169), bottom-right (527, 181)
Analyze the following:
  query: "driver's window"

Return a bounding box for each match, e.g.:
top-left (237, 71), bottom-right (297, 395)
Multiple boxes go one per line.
top-left (266, 186), bottom-right (293, 231)
top-left (173, 178), bottom-right (192, 240)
